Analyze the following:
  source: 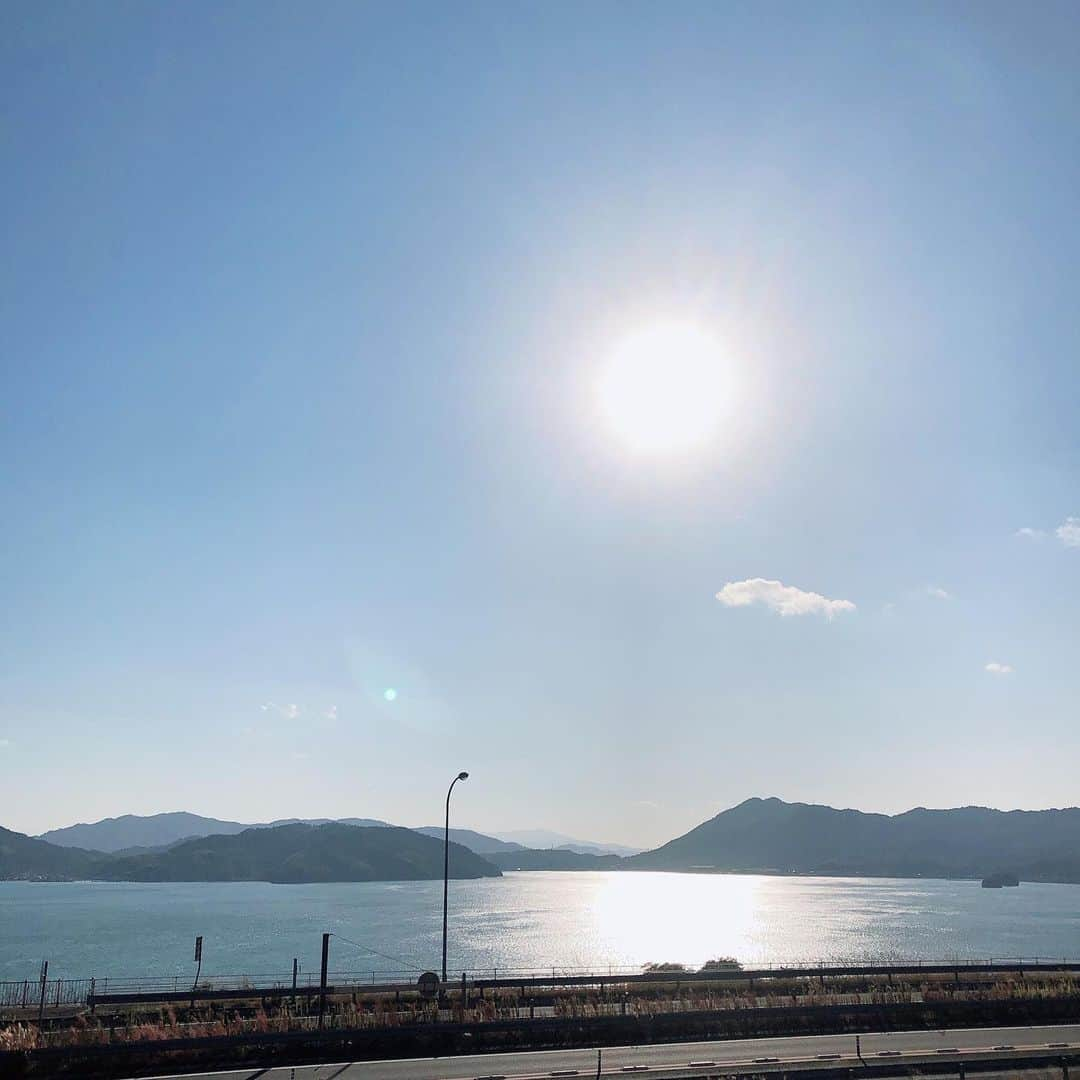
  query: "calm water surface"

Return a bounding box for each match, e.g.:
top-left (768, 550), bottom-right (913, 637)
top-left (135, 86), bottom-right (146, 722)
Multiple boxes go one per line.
top-left (3, 872), bottom-right (1079, 983)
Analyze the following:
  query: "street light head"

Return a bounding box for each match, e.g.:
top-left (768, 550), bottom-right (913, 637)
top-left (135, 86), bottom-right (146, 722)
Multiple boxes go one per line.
top-left (457, 771), bottom-right (469, 781)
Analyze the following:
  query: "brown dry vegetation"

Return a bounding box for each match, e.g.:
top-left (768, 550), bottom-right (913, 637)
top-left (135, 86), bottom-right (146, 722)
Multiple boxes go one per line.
top-left (4, 968), bottom-right (1080, 1051)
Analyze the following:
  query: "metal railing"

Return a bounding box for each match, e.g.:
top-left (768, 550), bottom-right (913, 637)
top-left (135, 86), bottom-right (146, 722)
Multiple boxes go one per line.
top-left (0, 978), bottom-right (94, 1009)
top-left (6, 956), bottom-right (1080, 1011)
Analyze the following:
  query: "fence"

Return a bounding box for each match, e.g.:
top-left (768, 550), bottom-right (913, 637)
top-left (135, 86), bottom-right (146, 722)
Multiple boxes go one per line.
top-left (0, 978), bottom-right (94, 1010)
top-left (4, 956), bottom-right (1080, 1012)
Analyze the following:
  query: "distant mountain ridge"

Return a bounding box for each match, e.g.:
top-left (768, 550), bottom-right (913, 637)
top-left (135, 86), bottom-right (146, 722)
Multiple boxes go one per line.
top-left (19, 797), bottom-right (1080, 885)
top-left (37, 813), bottom-right (632, 858)
top-left (488, 848), bottom-right (623, 871)
top-left (38, 812), bottom-right (390, 853)
top-left (3, 823), bottom-right (500, 883)
top-left (628, 797), bottom-right (1080, 882)
top-left (100, 824), bottom-right (500, 883)
top-left (413, 827), bottom-right (525, 854)
top-left (492, 829), bottom-right (641, 856)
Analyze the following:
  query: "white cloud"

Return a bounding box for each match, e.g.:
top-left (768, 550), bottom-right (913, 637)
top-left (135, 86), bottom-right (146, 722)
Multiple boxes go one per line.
top-left (1017, 518), bottom-right (1080, 547)
top-left (260, 701), bottom-right (301, 720)
top-left (925, 585), bottom-right (952, 600)
top-left (716, 578), bottom-right (856, 619)
top-left (985, 662), bottom-right (1014, 675)
top-left (0, 738), bottom-right (10, 748)
top-left (1056, 517), bottom-right (1080, 548)
top-left (325, 704), bottom-right (338, 721)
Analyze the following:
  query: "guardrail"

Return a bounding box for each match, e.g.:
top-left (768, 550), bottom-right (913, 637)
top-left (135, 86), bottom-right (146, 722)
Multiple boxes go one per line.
top-left (6, 1006), bottom-right (1080, 1080)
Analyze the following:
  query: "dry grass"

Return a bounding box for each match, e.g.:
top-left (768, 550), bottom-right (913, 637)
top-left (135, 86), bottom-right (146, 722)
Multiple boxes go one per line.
top-left (5, 968), bottom-right (1080, 1050)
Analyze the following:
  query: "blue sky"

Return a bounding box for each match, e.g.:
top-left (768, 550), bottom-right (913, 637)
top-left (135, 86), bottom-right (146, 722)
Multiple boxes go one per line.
top-left (3, 2), bottom-right (1078, 846)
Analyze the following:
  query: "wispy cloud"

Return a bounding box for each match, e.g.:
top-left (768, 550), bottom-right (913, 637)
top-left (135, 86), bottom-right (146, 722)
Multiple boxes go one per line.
top-left (325, 704), bottom-right (338, 721)
top-left (1017, 518), bottom-right (1080, 547)
top-left (716, 578), bottom-right (855, 619)
top-left (1057, 517), bottom-right (1080, 548)
top-left (985, 662), bottom-right (1014, 675)
top-left (925, 585), bottom-right (952, 600)
top-left (261, 702), bottom-right (300, 720)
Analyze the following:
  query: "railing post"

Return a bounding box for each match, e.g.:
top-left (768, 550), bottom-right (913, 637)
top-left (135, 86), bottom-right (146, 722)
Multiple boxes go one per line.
top-left (37, 961), bottom-right (48, 1025)
top-left (318, 932), bottom-right (329, 1029)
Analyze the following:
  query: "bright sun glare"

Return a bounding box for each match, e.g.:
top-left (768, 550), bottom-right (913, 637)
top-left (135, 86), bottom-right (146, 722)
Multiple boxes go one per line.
top-left (596, 320), bottom-right (733, 456)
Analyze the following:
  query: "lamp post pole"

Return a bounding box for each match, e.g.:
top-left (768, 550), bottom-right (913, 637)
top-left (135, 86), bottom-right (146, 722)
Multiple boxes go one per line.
top-left (442, 770), bottom-right (469, 984)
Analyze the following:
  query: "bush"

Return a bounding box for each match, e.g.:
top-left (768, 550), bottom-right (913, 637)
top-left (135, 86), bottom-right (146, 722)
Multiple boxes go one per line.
top-left (699, 957), bottom-right (742, 971)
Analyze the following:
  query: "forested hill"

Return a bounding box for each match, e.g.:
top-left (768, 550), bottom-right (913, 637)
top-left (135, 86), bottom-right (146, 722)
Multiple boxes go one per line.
top-left (100, 824), bottom-right (501, 883)
top-left (37, 812), bottom-right (390, 853)
top-left (0, 826), bottom-right (101, 880)
top-left (1, 823), bottom-right (500, 883)
top-left (628, 797), bottom-right (1080, 882)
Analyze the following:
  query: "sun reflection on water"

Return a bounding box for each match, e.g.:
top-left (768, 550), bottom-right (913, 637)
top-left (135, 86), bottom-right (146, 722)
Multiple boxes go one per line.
top-left (590, 872), bottom-right (761, 968)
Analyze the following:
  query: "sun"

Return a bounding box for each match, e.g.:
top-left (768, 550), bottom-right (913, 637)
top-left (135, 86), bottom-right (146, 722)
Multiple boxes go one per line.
top-left (595, 320), bottom-right (734, 456)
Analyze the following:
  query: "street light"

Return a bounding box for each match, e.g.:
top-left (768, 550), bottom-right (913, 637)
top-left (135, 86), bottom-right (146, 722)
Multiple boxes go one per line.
top-left (442, 770), bottom-right (469, 983)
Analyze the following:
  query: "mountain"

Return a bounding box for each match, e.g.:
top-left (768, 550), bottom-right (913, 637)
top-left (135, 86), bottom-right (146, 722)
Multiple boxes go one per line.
top-left (98, 823), bottom-right (500, 883)
top-left (39, 813), bottom-right (636, 858)
top-left (3, 823), bottom-right (500, 883)
top-left (39, 813), bottom-right (261, 851)
top-left (38, 813), bottom-right (388, 853)
top-left (0, 826), bottom-right (102, 880)
top-left (493, 829), bottom-right (640, 856)
top-left (264, 817), bottom-right (390, 829)
top-left (629, 797), bottom-right (1080, 882)
top-left (413, 826), bottom-right (525, 854)
top-left (488, 848), bottom-right (622, 871)
top-left (24, 798), bottom-right (1080, 885)
top-left (554, 841), bottom-right (641, 857)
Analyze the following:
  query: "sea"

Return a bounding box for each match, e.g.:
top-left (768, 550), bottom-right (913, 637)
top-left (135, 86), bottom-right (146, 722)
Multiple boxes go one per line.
top-left (3, 871), bottom-right (1079, 984)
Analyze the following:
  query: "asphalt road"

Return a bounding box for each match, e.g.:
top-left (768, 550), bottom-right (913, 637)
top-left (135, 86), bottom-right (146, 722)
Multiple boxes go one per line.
top-left (136, 1023), bottom-right (1080, 1080)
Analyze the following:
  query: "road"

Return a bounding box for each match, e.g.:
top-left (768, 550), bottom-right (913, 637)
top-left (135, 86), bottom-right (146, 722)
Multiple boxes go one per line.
top-left (135, 1023), bottom-right (1080, 1080)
